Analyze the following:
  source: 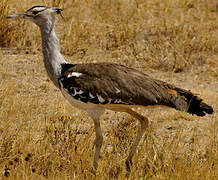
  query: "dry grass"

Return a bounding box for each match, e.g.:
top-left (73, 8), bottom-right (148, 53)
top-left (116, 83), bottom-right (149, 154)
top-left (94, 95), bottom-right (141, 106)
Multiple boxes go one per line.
top-left (0, 0), bottom-right (218, 179)
top-left (1, 0), bottom-right (218, 71)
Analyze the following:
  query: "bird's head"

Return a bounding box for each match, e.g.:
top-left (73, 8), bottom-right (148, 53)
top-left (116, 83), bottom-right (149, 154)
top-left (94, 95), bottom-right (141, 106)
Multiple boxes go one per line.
top-left (7, 6), bottom-right (63, 26)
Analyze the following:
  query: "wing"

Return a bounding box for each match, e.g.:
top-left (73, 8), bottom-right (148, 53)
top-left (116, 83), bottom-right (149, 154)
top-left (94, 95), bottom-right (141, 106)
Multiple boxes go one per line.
top-left (58, 62), bottom-right (176, 106)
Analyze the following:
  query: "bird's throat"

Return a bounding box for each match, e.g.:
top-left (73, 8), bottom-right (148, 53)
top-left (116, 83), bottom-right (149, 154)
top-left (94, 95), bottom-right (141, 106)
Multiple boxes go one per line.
top-left (40, 20), bottom-right (66, 88)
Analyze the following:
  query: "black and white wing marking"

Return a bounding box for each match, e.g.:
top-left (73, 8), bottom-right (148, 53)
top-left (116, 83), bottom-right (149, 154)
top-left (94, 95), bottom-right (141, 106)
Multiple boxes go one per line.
top-left (59, 62), bottom-right (181, 107)
top-left (59, 63), bottom-right (131, 105)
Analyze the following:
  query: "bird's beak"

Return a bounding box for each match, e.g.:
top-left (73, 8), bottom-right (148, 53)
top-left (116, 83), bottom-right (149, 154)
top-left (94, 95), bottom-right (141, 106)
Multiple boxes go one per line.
top-left (7, 13), bottom-right (25, 19)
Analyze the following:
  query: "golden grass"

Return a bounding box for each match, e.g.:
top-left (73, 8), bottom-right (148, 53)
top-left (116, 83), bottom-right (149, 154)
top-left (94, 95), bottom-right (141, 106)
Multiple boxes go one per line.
top-left (0, 0), bottom-right (218, 179)
top-left (1, 0), bottom-right (218, 71)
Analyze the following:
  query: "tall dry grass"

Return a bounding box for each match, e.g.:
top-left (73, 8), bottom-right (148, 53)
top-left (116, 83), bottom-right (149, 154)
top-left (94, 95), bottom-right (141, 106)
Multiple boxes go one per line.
top-left (0, 0), bottom-right (217, 179)
top-left (1, 0), bottom-right (218, 71)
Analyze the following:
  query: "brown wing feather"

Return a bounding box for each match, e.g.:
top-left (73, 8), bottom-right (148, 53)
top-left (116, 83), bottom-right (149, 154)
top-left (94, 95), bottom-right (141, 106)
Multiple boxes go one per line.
top-left (60, 63), bottom-right (177, 105)
top-left (60, 62), bottom-right (213, 116)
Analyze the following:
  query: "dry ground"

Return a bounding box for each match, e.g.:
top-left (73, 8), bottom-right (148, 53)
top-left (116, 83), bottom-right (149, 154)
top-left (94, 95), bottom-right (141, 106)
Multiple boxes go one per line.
top-left (0, 0), bottom-right (218, 179)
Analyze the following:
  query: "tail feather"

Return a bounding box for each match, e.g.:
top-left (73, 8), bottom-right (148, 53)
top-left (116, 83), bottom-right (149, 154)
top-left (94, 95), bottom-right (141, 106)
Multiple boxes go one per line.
top-left (187, 96), bottom-right (214, 116)
top-left (145, 79), bottom-right (213, 117)
top-left (174, 88), bottom-right (214, 117)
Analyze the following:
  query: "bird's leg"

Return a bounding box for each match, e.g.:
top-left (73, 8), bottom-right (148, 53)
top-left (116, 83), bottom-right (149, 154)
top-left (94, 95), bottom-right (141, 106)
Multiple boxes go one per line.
top-left (87, 108), bottom-right (104, 171)
top-left (125, 109), bottom-right (149, 172)
top-left (92, 118), bottom-right (103, 170)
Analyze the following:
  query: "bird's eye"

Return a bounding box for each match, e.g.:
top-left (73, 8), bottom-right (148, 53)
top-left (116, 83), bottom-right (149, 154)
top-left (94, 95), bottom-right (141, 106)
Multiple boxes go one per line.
top-left (32, 11), bottom-right (39, 15)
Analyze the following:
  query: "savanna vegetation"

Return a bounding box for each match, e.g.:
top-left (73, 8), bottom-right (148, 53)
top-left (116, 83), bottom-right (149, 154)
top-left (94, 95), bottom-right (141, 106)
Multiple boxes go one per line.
top-left (0, 0), bottom-right (217, 179)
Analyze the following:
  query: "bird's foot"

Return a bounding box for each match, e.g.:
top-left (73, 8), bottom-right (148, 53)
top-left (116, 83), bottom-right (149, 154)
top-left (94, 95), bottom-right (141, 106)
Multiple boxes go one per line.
top-left (125, 159), bottom-right (133, 172)
top-left (90, 167), bottom-right (97, 176)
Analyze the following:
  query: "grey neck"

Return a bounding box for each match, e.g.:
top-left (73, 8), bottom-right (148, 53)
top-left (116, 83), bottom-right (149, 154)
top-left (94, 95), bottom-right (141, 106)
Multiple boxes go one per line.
top-left (39, 19), bottom-right (67, 88)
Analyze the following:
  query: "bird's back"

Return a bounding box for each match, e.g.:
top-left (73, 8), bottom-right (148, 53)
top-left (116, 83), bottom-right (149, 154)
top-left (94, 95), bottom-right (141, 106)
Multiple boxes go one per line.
top-left (59, 62), bottom-right (213, 116)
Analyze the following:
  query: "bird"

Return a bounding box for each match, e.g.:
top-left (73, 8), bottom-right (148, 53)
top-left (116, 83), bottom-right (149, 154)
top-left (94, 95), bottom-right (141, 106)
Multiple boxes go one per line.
top-left (7, 6), bottom-right (214, 172)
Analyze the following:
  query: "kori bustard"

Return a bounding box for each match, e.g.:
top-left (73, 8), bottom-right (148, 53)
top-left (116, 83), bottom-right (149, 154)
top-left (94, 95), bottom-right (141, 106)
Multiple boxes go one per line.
top-left (7, 6), bottom-right (214, 172)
